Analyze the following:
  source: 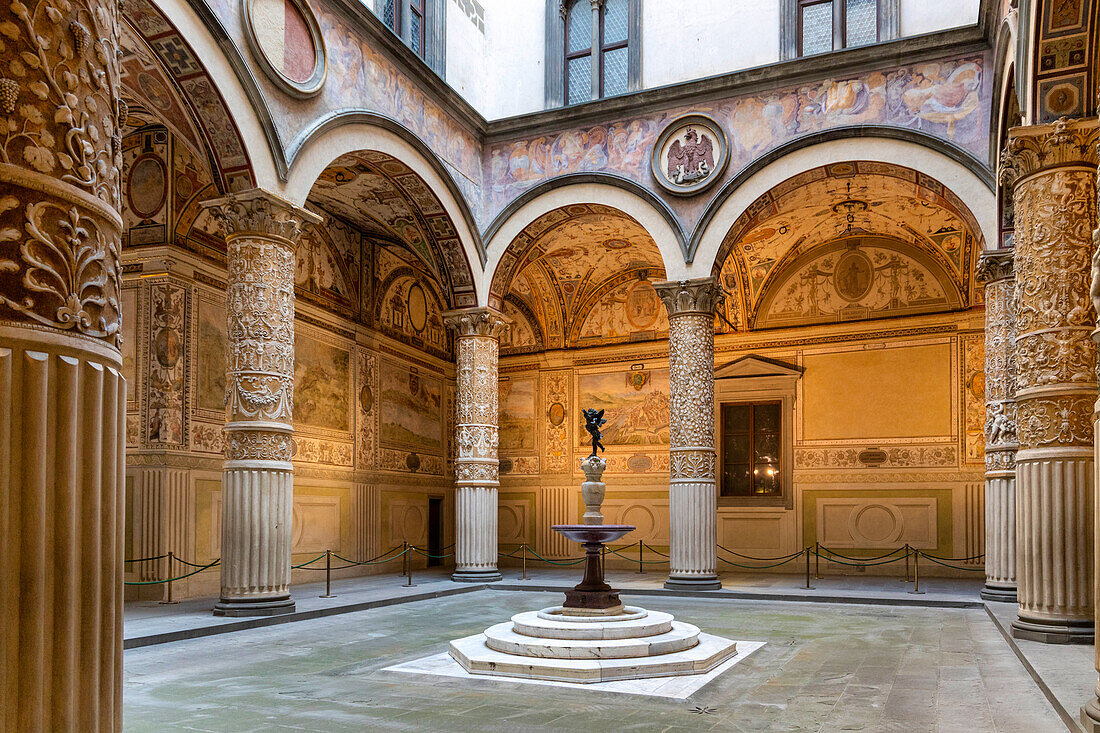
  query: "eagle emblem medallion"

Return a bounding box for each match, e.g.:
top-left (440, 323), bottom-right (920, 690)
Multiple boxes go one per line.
top-left (651, 114), bottom-right (729, 196)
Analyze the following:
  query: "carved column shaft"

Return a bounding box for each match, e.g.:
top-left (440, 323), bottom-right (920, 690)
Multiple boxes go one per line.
top-left (203, 190), bottom-right (319, 617)
top-left (1005, 119), bottom-right (1098, 644)
top-left (656, 278), bottom-right (722, 590)
top-left (0, 0), bottom-right (127, 728)
top-left (978, 250), bottom-right (1018, 602)
top-left (446, 308), bottom-right (506, 582)
top-left (1084, 126), bottom-right (1100, 733)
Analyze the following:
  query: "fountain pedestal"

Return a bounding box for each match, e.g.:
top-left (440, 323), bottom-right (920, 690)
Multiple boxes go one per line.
top-left (552, 524), bottom-right (633, 611)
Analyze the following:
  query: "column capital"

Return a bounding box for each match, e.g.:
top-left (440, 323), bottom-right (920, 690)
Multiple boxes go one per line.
top-left (1004, 117), bottom-right (1099, 184)
top-left (654, 277), bottom-right (725, 317)
top-left (444, 307), bottom-right (509, 339)
top-left (202, 188), bottom-right (321, 243)
top-left (976, 249), bottom-right (1015, 284)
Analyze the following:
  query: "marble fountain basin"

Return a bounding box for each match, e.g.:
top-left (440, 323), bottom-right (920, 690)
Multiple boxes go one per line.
top-left (449, 606), bottom-right (738, 683)
top-left (550, 524), bottom-right (634, 544)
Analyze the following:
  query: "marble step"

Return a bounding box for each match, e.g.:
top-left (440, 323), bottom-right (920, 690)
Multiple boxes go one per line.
top-left (512, 609), bottom-right (674, 640)
top-left (449, 631), bottom-right (738, 683)
top-left (483, 620), bottom-right (700, 659)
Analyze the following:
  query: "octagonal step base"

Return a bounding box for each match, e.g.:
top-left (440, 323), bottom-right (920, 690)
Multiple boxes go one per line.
top-left (449, 631), bottom-right (738, 683)
top-left (512, 608), bottom-right (674, 640)
top-left (485, 619), bottom-right (699, 659)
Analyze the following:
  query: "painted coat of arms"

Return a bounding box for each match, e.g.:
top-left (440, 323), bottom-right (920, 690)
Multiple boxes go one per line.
top-left (651, 114), bottom-right (729, 196)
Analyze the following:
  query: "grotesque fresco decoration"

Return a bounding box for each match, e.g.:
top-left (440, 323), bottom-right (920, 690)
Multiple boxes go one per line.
top-left (962, 334), bottom-right (986, 464)
top-left (714, 162), bottom-right (979, 329)
top-left (380, 361), bottom-right (443, 454)
top-left (486, 55), bottom-right (988, 226)
top-left (491, 205), bottom-right (668, 353)
top-left (499, 378), bottom-right (537, 452)
top-left (121, 288), bottom-right (138, 390)
top-left (755, 239), bottom-right (962, 329)
top-left (296, 211), bottom-right (359, 316)
top-left (147, 282), bottom-right (187, 445)
top-left (294, 334), bottom-right (352, 432)
top-left (309, 150), bottom-right (475, 310)
top-left (1031, 0), bottom-right (1099, 122)
top-left (651, 115), bottom-right (729, 196)
top-left (196, 299), bottom-right (227, 413)
top-left (375, 245), bottom-right (450, 359)
top-left (576, 370), bottom-right (670, 447)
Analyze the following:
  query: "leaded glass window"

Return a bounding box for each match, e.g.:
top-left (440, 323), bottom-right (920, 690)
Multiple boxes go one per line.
top-left (563, 0), bottom-right (632, 106)
top-left (797, 0), bottom-right (879, 56)
top-left (565, 0), bottom-right (592, 105)
top-left (600, 0), bottom-right (628, 97)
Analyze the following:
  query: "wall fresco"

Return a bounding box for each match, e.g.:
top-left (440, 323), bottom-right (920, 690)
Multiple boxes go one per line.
top-left (294, 334), bottom-right (352, 432)
top-left (196, 299), bottom-right (227, 413)
top-left (484, 54), bottom-right (990, 229)
top-left (379, 361), bottom-right (443, 454)
top-left (499, 378), bottom-right (537, 452)
top-left (576, 369), bottom-right (670, 447)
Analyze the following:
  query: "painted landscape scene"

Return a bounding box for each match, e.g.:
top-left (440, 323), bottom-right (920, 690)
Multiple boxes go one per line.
top-left (294, 335), bottom-right (351, 432)
top-left (380, 362), bottom-right (442, 453)
top-left (499, 378), bottom-right (536, 452)
top-left (577, 370), bottom-right (670, 447)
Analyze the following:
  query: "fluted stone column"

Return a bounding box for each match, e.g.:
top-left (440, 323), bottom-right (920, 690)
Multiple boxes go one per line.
top-left (0, 1), bottom-right (126, 729)
top-left (203, 190), bottom-right (320, 617)
top-left (656, 278), bottom-right (723, 590)
top-left (977, 249), bottom-right (1019, 603)
top-left (1004, 118), bottom-right (1098, 644)
top-left (446, 308), bottom-right (506, 582)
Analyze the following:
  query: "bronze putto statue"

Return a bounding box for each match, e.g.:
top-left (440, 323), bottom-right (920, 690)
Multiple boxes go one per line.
top-left (582, 408), bottom-right (606, 457)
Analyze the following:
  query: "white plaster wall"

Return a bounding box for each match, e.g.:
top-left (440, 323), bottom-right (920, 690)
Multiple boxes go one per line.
top-left (642, 0), bottom-right (780, 89)
top-left (445, 0), bottom-right (492, 112)
top-left (477, 0), bottom-right (546, 119)
top-left (900, 0), bottom-right (980, 37)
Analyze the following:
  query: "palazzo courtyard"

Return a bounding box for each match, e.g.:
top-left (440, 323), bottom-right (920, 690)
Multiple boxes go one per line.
top-left (3, 0), bottom-right (1100, 730)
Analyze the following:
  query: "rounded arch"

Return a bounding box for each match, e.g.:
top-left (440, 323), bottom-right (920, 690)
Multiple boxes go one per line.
top-left (482, 176), bottom-right (688, 304)
top-left (990, 12), bottom-right (1021, 163)
top-left (283, 117), bottom-right (484, 302)
top-left (692, 133), bottom-right (997, 279)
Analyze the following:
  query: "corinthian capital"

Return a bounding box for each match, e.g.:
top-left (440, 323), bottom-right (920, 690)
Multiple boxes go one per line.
top-left (654, 277), bottom-right (724, 317)
top-left (203, 189), bottom-right (321, 243)
top-left (1005, 118), bottom-right (1099, 182)
top-left (976, 249), bottom-right (1015, 284)
top-left (444, 307), bottom-right (509, 339)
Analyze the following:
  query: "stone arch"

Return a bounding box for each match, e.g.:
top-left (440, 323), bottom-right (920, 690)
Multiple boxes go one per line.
top-left (693, 134), bottom-right (997, 286)
top-left (482, 177), bottom-right (688, 305)
top-left (284, 118), bottom-right (483, 296)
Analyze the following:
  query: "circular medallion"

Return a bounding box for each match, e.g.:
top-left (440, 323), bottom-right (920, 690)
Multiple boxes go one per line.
top-left (499, 458), bottom-right (514, 475)
top-left (359, 385), bottom-right (373, 413)
top-left (154, 327), bottom-right (180, 368)
top-left (833, 249), bottom-right (874, 302)
top-left (405, 452), bottom-right (421, 471)
top-left (127, 156), bottom-right (168, 219)
top-left (548, 402), bottom-right (566, 427)
top-left (625, 280), bottom-right (660, 330)
top-left (651, 114), bottom-right (729, 196)
top-left (407, 282), bottom-right (428, 333)
top-left (242, 0), bottom-right (326, 98)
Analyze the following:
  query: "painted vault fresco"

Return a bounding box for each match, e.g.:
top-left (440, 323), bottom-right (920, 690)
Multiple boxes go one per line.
top-left (294, 334), bottom-right (352, 432)
top-left (380, 361), bottom-right (443, 454)
top-left (499, 378), bottom-right (537, 452)
top-left (576, 370), bottom-right (670, 447)
top-left (485, 55), bottom-right (989, 229)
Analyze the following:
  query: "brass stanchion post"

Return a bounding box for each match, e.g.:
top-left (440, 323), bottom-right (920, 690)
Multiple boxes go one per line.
top-left (638, 540), bottom-right (643, 574)
top-left (814, 541), bottom-right (821, 579)
top-left (521, 543), bottom-right (527, 580)
top-left (320, 549), bottom-right (335, 598)
top-left (900, 544), bottom-right (911, 583)
top-left (803, 546), bottom-right (815, 590)
top-left (159, 551), bottom-right (180, 605)
top-left (909, 550), bottom-right (925, 594)
top-left (403, 542), bottom-right (415, 587)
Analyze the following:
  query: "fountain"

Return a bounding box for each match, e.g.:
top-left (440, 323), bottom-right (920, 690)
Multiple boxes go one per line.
top-left (448, 409), bottom-right (740, 683)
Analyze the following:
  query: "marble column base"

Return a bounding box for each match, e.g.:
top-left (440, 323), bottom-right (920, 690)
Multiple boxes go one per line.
top-left (451, 568), bottom-right (503, 583)
top-left (980, 583), bottom-right (1018, 603)
top-left (1081, 697), bottom-right (1100, 732)
top-left (213, 595), bottom-right (295, 617)
top-left (664, 574), bottom-right (722, 591)
top-left (1011, 613), bottom-right (1094, 644)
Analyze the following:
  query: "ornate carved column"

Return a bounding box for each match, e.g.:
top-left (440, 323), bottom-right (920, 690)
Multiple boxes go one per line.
top-left (203, 190), bottom-right (319, 617)
top-left (0, 0), bottom-right (126, 729)
top-left (1004, 118), bottom-right (1098, 644)
top-left (445, 307), bottom-right (506, 582)
top-left (1082, 128), bottom-right (1100, 733)
top-left (977, 249), bottom-right (1018, 603)
top-left (655, 278), bottom-right (723, 591)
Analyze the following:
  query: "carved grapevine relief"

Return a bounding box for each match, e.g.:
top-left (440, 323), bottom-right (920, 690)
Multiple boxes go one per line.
top-left (446, 309), bottom-right (506, 485)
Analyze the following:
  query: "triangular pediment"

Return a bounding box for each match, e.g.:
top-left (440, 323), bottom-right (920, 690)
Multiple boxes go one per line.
top-left (715, 355), bottom-right (802, 379)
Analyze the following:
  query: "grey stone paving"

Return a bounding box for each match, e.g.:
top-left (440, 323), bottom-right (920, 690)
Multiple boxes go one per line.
top-left (123, 590), bottom-right (1064, 732)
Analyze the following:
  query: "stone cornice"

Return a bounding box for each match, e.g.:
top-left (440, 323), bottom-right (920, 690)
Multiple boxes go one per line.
top-left (1004, 118), bottom-right (1099, 185)
top-left (976, 249), bottom-right (1014, 284)
top-left (654, 278), bottom-right (724, 317)
top-left (444, 307), bottom-right (509, 339)
top-left (202, 188), bottom-right (322, 243)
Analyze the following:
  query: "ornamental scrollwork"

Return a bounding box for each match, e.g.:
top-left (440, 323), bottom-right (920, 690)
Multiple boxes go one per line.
top-left (225, 431), bottom-right (292, 462)
top-left (444, 307), bottom-right (508, 339)
top-left (668, 312), bottom-right (715, 450)
top-left (1016, 396), bottom-right (1094, 449)
top-left (204, 189), bottom-right (316, 243)
top-left (670, 448), bottom-right (716, 480)
top-left (1015, 330), bottom-right (1096, 388)
top-left (654, 278), bottom-right (724, 317)
top-left (0, 198), bottom-right (120, 345)
top-left (975, 250), bottom-right (1014, 284)
top-left (455, 461), bottom-right (498, 483)
top-left (1005, 117), bottom-right (1099, 181)
top-left (0, 0), bottom-right (123, 209)
top-left (985, 400), bottom-right (1017, 447)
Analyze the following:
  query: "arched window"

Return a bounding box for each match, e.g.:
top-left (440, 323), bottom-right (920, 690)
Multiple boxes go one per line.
top-left (551, 0), bottom-right (640, 107)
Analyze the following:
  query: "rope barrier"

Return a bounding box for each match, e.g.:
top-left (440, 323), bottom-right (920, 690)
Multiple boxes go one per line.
top-left (642, 543), bottom-right (670, 557)
top-left (410, 546), bottom-right (455, 559)
top-left (124, 553), bottom-right (170, 564)
top-left (291, 552), bottom-right (328, 569)
top-left (605, 546), bottom-right (667, 564)
top-left (718, 555), bottom-right (805, 570)
top-left (331, 546), bottom-right (406, 565)
top-left (717, 546), bottom-right (805, 562)
top-left (124, 559), bottom-right (220, 585)
top-left (916, 552), bottom-right (987, 572)
top-left (817, 545), bottom-right (909, 562)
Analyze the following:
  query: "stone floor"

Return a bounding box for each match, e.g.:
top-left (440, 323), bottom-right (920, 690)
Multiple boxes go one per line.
top-left (124, 588), bottom-right (1067, 732)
